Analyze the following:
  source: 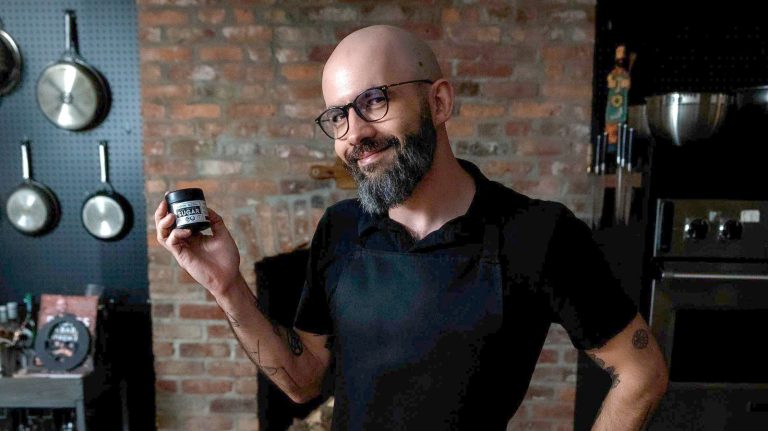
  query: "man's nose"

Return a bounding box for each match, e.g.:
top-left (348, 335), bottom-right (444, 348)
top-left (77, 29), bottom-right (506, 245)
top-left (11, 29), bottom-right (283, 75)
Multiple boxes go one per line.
top-left (343, 108), bottom-right (375, 146)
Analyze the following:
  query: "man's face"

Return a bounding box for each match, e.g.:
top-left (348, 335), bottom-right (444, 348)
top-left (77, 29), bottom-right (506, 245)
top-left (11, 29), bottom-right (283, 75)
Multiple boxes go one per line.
top-left (342, 100), bottom-right (437, 215)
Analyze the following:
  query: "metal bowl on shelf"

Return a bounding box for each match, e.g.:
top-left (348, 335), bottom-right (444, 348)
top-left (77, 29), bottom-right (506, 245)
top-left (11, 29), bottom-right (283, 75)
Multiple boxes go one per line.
top-left (645, 92), bottom-right (731, 146)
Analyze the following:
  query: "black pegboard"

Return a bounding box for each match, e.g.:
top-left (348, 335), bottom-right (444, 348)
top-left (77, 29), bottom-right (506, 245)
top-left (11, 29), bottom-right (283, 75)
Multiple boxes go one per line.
top-left (592, 2), bottom-right (768, 129)
top-left (0, 0), bottom-right (147, 304)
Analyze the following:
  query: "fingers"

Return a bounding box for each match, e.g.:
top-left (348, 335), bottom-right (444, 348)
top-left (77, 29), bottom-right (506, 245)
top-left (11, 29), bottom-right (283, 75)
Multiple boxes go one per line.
top-left (153, 199), bottom-right (167, 224)
top-left (166, 226), bottom-right (192, 248)
top-left (154, 199), bottom-right (169, 244)
top-left (156, 212), bottom-right (176, 244)
top-left (207, 208), bottom-right (228, 236)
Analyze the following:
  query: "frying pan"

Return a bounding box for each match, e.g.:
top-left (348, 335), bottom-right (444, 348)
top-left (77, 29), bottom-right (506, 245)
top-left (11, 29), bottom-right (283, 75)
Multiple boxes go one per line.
top-left (0, 17), bottom-right (22, 96)
top-left (37, 10), bottom-right (111, 131)
top-left (5, 141), bottom-right (61, 236)
top-left (81, 141), bottom-right (132, 241)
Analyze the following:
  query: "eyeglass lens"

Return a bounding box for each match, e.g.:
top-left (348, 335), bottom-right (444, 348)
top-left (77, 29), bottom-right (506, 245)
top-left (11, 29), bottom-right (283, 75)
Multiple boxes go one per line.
top-left (318, 87), bottom-right (388, 139)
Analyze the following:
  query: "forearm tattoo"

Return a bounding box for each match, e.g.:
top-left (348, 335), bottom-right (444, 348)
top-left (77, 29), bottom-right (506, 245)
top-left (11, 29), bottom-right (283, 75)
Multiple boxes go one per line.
top-left (222, 297), bottom-right (309, 395)
top-left (226, 311), bottom-right (240, 327)
top-left (633, 329), bottom-right (649, 349)
top-left (248, 340), bottom-right (301, 388)
top-left (588, 353), bottom-right (621, 389)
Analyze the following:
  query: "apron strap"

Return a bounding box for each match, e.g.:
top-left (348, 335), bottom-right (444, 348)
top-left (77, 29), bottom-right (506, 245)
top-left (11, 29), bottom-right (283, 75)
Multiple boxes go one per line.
top-left (479, 217), bottom-right (502, 265)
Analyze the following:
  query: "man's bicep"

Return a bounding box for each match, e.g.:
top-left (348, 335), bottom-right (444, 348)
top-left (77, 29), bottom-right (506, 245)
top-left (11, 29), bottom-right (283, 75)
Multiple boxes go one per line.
top-left (543, 204), bottom-right (638, 349)
top-left (584, 313), bottom-right (668, 387)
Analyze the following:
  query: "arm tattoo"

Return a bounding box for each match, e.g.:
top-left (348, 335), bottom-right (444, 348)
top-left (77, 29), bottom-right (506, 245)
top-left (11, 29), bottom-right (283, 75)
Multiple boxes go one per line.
top-left (249, 340), bottom-right (301, 388)
top-left (633, 329), bottom-right (649, 349)
top-left (226, 311), bottom-right (240, 327)
top-left (246, 296), bottom-right (305, 356)
top-left (222, 296), bottom-right (310, 395)
top-left (588, 352), bottom-right (621, 388)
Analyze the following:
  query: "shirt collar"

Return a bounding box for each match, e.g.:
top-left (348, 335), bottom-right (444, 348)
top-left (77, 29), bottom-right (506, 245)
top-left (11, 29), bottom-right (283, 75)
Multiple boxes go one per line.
top-left (356, 158), bottom-right (494, 238)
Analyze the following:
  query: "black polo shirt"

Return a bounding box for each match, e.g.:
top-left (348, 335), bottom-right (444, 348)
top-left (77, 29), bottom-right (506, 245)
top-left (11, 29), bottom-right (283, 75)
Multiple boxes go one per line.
top-left (294, 158), bottom-right (637, 420)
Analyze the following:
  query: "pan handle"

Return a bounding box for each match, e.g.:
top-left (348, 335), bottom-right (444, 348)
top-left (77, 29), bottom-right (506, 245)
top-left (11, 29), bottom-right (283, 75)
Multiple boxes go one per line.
top-left (99, 141), bottom-right (109, 184)
top-left (594, 134), bottom-right (603, 175)
top-left (600, 132), bottom-right (608, 174)
top-left (20, 140), bottom-right (31, 181)
top-left (64, 10), bottom-right (79, 55)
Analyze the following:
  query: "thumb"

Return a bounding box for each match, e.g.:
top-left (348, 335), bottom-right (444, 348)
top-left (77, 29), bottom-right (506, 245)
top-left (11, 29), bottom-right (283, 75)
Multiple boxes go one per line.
top-left (207, 208), bottom-right (230, 237)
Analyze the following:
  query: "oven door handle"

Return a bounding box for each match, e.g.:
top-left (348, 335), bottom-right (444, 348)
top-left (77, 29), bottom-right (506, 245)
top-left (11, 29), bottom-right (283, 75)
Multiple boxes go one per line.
top-left (662, 271), bottom-right (768, 281)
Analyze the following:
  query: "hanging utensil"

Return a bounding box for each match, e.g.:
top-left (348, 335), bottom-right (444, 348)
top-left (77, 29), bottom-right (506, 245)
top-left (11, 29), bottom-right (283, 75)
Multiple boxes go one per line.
top-left (614, 124), bottom-right (626, 226)
top-left (0, 16), bottom-right (22, 96)
top-left (590, 134), bottom-right (604, 230)
top-left (5, 141), bottom-right (61, 236)
top-left (37, 10), bottom-right (110, 131)
top-left (623, 128), bottom-right (636, 224)
top-left (596, 132), bottom-right (608, 229)
top-left (81, 141), bottom-right (132, 241)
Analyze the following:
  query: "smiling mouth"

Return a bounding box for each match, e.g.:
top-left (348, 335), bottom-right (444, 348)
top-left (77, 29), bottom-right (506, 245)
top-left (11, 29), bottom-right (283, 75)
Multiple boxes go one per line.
top-left (352, 141), bottom-right (394, 165)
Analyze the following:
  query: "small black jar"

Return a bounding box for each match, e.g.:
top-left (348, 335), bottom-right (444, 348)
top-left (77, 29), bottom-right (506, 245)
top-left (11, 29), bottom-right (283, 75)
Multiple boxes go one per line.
top-left (165, 188), bottom-right (211, 232)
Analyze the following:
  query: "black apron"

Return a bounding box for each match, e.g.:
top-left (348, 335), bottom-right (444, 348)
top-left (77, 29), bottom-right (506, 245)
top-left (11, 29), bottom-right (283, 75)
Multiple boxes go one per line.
top-left (330, 221), bottom-right (508, 430)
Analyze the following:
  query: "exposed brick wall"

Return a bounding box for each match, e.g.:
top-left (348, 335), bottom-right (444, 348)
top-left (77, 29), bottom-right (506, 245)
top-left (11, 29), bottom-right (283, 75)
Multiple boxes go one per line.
top-left (139, 1), bottom-right (595, 430)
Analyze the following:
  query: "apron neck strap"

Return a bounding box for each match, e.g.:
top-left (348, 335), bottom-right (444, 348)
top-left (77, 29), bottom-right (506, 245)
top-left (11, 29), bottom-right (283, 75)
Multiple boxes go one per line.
top-left (479, 218), bottom-right (502, 264)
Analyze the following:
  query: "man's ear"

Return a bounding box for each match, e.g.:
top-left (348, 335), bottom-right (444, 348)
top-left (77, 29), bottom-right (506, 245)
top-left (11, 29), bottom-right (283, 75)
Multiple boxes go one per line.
top-left (428, 79), bottom-right (454, 126)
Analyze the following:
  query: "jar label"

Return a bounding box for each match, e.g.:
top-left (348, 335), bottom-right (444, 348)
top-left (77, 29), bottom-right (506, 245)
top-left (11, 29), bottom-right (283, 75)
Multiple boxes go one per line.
top-left (171, 200), bottom-right (209, 227)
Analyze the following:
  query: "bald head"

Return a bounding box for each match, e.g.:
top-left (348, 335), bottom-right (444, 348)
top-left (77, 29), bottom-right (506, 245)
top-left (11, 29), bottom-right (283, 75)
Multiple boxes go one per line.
top-left (322, 25), bottom-right (442, 106)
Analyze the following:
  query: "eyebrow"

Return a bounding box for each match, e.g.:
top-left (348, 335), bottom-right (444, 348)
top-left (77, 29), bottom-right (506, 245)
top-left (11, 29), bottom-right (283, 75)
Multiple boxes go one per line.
top-left (326, 84), bottom-right (381, 109)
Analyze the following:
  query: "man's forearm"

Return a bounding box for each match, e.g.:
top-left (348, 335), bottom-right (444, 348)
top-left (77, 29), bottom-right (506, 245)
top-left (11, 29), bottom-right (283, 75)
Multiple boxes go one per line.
top-left (214, 275), bottom-right (325, 402)
top-left (591, 372), bottom-right (665, 431)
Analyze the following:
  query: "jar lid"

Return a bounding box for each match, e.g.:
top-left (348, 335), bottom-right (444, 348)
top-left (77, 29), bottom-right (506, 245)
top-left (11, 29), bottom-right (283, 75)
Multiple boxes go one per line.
top-left (166, 188), bottom-right (206, 204)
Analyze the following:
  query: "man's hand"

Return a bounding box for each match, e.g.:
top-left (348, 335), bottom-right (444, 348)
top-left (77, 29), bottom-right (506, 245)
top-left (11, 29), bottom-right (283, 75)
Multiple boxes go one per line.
top-left (587, 313), bottom-right (669, 430)
top-left (154, 198), bottom-right (241, 296)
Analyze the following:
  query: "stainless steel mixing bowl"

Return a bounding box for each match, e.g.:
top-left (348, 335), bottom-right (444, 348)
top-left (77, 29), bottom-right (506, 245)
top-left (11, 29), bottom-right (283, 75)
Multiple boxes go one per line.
top-left (645, 92), bottom-right (731, 146)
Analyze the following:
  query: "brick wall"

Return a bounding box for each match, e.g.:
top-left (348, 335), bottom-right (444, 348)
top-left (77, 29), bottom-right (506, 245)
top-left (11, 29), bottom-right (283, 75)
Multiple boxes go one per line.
top-left (139, 1), bottom-right (595, 430)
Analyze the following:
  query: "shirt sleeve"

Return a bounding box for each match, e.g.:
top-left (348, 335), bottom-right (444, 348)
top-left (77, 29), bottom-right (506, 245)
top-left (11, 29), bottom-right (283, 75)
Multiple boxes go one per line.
top-left (293, 210), bottom-right (335, 335)
top-left (541, 203), bottom-right (637, 350)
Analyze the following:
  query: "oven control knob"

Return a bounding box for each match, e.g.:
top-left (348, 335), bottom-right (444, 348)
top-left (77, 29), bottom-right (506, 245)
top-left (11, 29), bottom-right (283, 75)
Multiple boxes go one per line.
top-left (719, 219), bottom-right (743, 241)
top-left (684, 218), bottom-right (709, 240)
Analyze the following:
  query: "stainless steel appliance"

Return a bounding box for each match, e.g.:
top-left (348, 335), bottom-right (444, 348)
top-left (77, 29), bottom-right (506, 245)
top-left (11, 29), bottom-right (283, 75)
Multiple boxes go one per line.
top-left (647, 198), bottom-right (768, 430)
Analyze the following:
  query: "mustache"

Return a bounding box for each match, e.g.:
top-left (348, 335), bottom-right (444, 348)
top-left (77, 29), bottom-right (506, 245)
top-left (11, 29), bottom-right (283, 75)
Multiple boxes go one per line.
top-left (347, 136), bottom-right (398, 165)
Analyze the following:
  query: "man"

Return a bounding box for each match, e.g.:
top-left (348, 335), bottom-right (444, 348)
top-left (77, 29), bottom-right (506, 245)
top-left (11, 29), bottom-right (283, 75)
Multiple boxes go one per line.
top-left (155, 25), bottom-right (668, 430)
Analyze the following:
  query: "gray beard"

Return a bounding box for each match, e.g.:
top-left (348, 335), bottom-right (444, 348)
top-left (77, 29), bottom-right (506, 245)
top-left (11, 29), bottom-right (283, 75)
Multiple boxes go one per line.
top-left (345, 114), bottom-right (437, 215)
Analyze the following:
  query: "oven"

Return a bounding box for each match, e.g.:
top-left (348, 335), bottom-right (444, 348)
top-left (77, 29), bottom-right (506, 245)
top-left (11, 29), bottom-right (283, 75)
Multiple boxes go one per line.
top-left (646, 199), bottom-right (768, 430)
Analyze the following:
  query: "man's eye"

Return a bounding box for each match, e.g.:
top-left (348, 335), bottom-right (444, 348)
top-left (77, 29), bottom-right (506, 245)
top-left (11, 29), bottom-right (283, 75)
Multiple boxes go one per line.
top-left (330, 112), bottom-right (346, 124)
top-left (365, 95), bottom-right (386, 106)
top-left (360, 91), bottom-right (386, 107)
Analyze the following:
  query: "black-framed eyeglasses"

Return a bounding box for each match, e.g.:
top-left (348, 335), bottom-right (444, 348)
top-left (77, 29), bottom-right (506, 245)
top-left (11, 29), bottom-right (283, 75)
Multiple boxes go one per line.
top-left (315, 79), bottom-right (434, 140)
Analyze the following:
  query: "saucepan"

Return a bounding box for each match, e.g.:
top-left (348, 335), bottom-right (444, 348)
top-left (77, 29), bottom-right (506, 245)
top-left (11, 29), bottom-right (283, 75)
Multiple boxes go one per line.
top-left (5, 141), bottom-right (61, 236)
top-left (0, 16), bottom-right (22, 96)
top-left (645, 92), bottom-right (731, 146)
top-left (37, 10), bottom-right (111, 131)
top-left (81, 141), bottom-right (132, 241)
